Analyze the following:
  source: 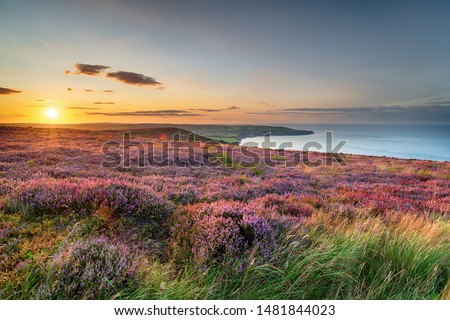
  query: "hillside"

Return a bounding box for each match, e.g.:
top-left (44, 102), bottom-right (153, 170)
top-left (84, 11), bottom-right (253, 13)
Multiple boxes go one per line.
top-left (0, 126), bottom-right (448, 300)
top-left (0, 123), bottom-right (314, 144)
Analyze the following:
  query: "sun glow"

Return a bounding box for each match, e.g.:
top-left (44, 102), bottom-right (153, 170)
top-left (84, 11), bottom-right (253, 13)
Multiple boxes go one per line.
top-left (45, 108), bottom-right (59, 119)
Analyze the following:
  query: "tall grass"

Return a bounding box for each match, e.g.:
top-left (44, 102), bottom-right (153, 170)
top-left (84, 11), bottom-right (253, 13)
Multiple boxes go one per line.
top-left (1, 211), bottom-right (448, 300)
top-left (116, 213), bottom-right (450, 300)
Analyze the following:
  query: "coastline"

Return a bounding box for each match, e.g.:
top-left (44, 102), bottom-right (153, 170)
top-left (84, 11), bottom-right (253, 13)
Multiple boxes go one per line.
top-left (240, 125), bottom-right (450, 162)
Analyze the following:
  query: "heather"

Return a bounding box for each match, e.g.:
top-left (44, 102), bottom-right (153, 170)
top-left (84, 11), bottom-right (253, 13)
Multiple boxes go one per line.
top-left (0, 126), bottom-right (449, 300)
top-left (168, 200), bottom-right (293, 264)
top-left (6, 178), bottom-right (171, 223)
top-left (33, 236), bottom-right (136, 299)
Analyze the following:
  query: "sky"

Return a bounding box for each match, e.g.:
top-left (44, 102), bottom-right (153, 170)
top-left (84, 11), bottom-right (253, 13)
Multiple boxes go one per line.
top-left (1, 0), bottom-right (450, 124)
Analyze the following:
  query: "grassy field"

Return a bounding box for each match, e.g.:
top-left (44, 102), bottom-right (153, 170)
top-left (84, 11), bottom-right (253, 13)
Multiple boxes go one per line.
top-left (0, 126), bottom-right (448, 299)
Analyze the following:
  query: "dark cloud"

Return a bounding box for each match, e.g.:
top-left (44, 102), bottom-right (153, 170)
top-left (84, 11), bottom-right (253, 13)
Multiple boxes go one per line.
top-left (85, 110), bottom-right (201, 117)
top-left (67, 87), bottom-right (73, 91)
top-left (427, 100), bottom-right (450, 105)
top-left (251, 104), bottom-right (450, 124)
top-left (64, 107), bottom-right (101, 110)
top-left (84, 89), bottom-right (94, 92)
top-left (34, 99), bottom-right (46, 102)
top-left (279, 106), bottom-right (391, 113)
top-left (93, 102), bottom-right (115, 104)
top-left (429, 97), bottom-right (448, 101)
top-left (103, 90), bottom-right (114, 92)
top-left (247, 111), bottom-right (281, 115)
top-left (0, 87), bottom-right (21, 95)
top-left (106, 71), bottom-right (162, 87)
top-left (72, 63), bottom-right (110, 76)
top-left (279, 105), bottom-right (450, 114)
top-left (189, 106), bottom-right (239, 112)
top-left (66, 64), bottom-right (163, 88)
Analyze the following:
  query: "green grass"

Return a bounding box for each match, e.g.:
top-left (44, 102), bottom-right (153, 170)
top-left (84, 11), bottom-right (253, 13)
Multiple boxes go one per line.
top-left (1, 210), bottom-right (449, 300)
top-left (118, 214), bottom-right (450, 300)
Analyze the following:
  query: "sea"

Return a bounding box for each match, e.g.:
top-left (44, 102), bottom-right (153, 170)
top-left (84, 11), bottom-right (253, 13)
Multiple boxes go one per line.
top-left (240, 124), bottom-right (450, 162)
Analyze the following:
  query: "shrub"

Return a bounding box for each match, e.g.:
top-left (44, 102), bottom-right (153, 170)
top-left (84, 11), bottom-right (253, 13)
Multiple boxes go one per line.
top-left (255, 194), bottom-right (320, 217)
top-left (168, 200), bottom-right (292, 264)
top-left (33, 237), bottom-right (135, 299)
top-left (7, 178), bottom-right (171, 225)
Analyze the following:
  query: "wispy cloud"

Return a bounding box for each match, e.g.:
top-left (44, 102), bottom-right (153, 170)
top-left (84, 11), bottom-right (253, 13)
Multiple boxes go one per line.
top-left (85, 110), bottom-right (201, 117)
top-left (106, 71), bottom-right (163, 87)
top-left (278, 105), bottom-right (450, 114)
top-left (248, 111), bottom-right (281, 115)
top-left (188, 106), bottom-right (239, 112)
top-left (427, 99), bottom-right (450, 105)
top-left (249, 104), bottom-right (450, 124)
top-left (10, 114), bottom-right (27, 117)
top-left (64, 107), bottom-right (101, 110)
top-left (256, 101), bottom-right (274, 107)
top-left (69, 63), bottom-right (111, 76)
top-left (83, 89), bottom-right (114, 93)
top-left (0, 87), bottom-right (21, 95)
top-left (93, 102), bottom-right (115, 105)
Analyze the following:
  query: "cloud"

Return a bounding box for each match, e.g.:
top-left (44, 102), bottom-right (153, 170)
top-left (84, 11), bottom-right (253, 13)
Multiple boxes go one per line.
top-left (250, 104), bottom-right (450, 124)
top-left (106, 71), bottom-right (162, 87)
top-left (84, 89), bottom-right (94, 92)
top-left (31, 99), bottom-right (54, 102)
top-left (0, 87), bottom-right (21, 95)
top-left (427, 99), bottom-right (450, 105)
top-left (67, 87), bottom-right (73, 91)
top-left (429, 97), bottom-right (449, 101)
top-left (278, 105), bottom-right (450, 114)
top-left (256, 101), bottom-right (274, 107)
top-left (247, 111), bottom-right (281, 115)
top-left (64, 107), bottom-right (101, 110)
top-left (103, 90), bottom-right (114, 92)
top-left (10, 114), bottom-right (27, 117)
top-left (93, 102), bottom-right (115, 104)
top-left (279, 106), bottom-right (392, 113)
top-left (85, 109), bottom-right (201, 117)
top-left (71, 63), bottom-right (110, 76)
top-left (66, 63), bottom-right (163, 88)
top-left (189, 106), bottom-right (240, 112)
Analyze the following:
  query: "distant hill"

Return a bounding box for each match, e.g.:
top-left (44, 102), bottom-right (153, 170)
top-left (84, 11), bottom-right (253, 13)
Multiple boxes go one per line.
top-left (0, 123), bottom-right (314, 144)
top-left (109, 127), bottom-right (214, 143)
top-left (177, 124), bottom-right (313, 144)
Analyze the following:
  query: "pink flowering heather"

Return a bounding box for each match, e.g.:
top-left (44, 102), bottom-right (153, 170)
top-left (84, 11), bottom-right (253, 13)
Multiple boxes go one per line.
top-left (8, 178), bottom-right (172, 222)
top-left (33, 236), bottom-right (135, 299)
top-left (168, 200), bottom-right (293, 264)
top-left (254, 193), bottom-right (321, 217)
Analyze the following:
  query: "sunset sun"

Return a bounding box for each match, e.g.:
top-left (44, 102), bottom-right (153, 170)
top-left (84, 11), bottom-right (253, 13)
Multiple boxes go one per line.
top-left (45, 108), bottom-right (59, 119)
